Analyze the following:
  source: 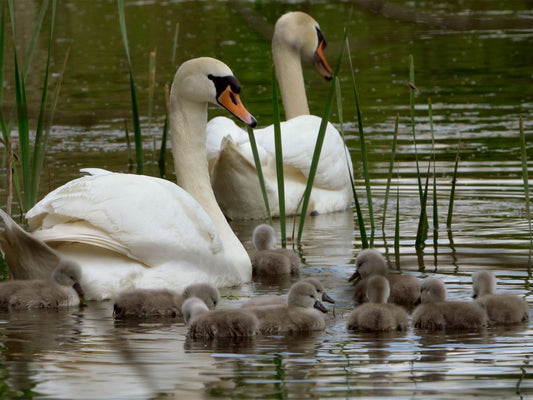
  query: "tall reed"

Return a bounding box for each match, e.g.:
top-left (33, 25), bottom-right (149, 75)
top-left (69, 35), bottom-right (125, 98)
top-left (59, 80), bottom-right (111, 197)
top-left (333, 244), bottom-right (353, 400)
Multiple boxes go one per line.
top-left (271, 66), bottom-right (286, 246)
top-left (446, 139), bottom-right (461, 228)
top-left (382, 114), bottom-right (399, 233)
top-left (117, 0), bottom-right (144, 174)
top-left (1, 0), bottom-right (63, 213)
top-left (519, 116), bottom-right (532, 266)
top-left (335, 77), bottom-right (368, 248)
top-left (296, 23), bottom-right (348, 244)
top-left (346, 37), bottom-right (374, 246)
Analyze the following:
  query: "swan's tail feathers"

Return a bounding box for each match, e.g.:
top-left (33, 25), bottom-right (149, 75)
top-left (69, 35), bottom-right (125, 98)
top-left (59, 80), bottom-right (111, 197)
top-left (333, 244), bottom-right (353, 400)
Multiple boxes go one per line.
top-left (0, 209), bottom-right (59, 280)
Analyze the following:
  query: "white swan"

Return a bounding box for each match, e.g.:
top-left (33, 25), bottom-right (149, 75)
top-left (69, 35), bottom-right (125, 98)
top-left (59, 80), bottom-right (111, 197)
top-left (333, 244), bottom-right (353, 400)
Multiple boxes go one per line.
top-left (206, 11), bottom-right (353, 219)
top-left (0, 57), bottom-right (257, 300)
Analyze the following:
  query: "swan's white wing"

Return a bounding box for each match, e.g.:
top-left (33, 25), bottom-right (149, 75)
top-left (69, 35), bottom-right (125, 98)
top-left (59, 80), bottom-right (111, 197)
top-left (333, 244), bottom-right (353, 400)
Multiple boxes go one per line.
top-left (206, 116), bottom-right (251, 161)
top-left (254, 115), bottom-right (352, 190)
top-left (27, 172), bottom-right (223, 268)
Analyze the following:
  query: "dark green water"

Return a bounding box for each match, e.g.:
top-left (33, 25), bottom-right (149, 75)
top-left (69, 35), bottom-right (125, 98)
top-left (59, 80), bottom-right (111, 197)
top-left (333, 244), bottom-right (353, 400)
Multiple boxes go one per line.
top-left (0, 1), bottom-right (531, 398)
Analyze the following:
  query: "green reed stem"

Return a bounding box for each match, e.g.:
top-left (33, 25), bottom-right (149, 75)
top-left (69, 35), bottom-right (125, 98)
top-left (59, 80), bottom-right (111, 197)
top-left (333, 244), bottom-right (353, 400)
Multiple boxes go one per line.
top-left (271, 66), bottom-right (285, 246)
top-left (148, 49), bottom-right (156, 153)
top-left (519, 116), bottom-right (532, 264)
top-left (394, 164), bottom-right (400, 258)
top-left (171, 23), bottom-right (179, 67)
top-left (428, 99), bottom-right (438, 230)
top-left (246, 125), bottom-right (272, 225)
top-left (159, 83), bottom-right (170, 178)
top-left (118, 0), bottom-right (144, 174)
top-left (336, 77), bottom-right (367, 247)
top-left (30, 0), bottom-right (58, 207)
top-left (382, 114), bottom-right (399, 232)
top-left (296, 23), bottom-right (348, 244)
top-left (415, 164), bottom-right (431, 250)
top-left (446, 138), bottom-right (461, 228)
top-left (347, 37), bottom-right (374, 246)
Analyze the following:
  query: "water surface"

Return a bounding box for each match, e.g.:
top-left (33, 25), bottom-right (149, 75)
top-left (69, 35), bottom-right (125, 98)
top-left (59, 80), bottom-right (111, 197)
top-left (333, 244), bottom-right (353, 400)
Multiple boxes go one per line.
top-left (0, 1), bottom-right (532, 398)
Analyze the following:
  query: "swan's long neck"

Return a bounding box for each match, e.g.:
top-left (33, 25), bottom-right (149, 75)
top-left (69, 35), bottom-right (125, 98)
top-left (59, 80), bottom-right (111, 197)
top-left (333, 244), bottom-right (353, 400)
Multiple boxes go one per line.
top-left (272, 40), bottom-right (309, 120)
top-left (170, 96), bottom-right (251, 279)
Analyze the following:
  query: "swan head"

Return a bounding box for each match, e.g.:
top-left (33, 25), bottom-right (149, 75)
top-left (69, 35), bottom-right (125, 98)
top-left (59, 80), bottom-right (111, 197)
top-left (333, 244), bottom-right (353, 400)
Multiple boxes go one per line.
top-left (172, 57), bottom-right (257, 127)
top-left (416, 277), bottom-right (447, 304)
top-left (366, 275), bottom-right (390, 304)
top-left (252, 224), bottom-right (277, 250)
top-left (287, 281), bottom-right (328, 313)
top-left (52, 259), bottom-right (87, 306)
top-left (472, 270), bottom-right (496, 298)
top-left (182, 283), bottom-right (220, 309)
top-left (348, 249), bottom-right (388, 284)
top-left (273, 11), bottom-right (332, 80)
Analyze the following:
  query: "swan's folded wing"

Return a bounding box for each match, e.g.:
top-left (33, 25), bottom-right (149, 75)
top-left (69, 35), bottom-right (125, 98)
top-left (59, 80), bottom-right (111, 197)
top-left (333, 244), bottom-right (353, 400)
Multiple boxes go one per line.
top-left (26, 173), bottom-right (224, 268)
top-left (255, 115), bottom-right (352, 190)
top-left (206, 116), bottom-right (251, 161)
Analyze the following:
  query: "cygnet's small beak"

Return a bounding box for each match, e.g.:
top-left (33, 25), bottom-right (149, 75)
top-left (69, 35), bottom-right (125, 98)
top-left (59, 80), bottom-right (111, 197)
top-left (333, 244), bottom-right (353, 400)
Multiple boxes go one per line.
top-left (348, 270), bottom-right (361, 284)
top-left (322, 292), bottom-right (335, 304)
top-left (73, 282), bottom-right (87, 307)
top-left (414, 297), bottom-right (421, 306)
top-left (313, 300), bottom-right (328, 313)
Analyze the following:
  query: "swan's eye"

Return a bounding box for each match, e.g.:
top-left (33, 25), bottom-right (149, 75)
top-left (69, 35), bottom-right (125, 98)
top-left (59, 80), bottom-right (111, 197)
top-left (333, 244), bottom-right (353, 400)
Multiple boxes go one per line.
top-left (316, 27), bottom-right (327, 50)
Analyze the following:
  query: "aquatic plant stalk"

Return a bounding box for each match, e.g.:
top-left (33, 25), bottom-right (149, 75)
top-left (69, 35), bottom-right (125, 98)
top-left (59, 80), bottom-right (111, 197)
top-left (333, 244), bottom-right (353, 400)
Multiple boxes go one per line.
top-left (519, 116), bottom-right (532, 266)
top-left (347, 37), bottom-right (374, 246)
top-left (272, 66), bottom-right (286, 246)
top-left (118, 0), bottom-right (144, 174)
top-left (158, 83), bottom-right (170, 178)
top-left (335, 77), bottom-right (367, 248)
top-left (446, 139), bottom-right (461, 228)
top-left (296, 23), bottom-right (348, 244)
top-left (148, 49), bottom-right (156, 153)
top-left (382, 114), bottom-right (399, 232)
top-left (246, 125), bottom-right (272, 225)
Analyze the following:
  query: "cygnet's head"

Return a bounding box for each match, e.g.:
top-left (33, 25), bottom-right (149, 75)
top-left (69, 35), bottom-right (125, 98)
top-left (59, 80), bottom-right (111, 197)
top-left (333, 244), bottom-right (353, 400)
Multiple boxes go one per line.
top-left (52, 259), bottom-right (86, 306)
top-left (287, 281), bottom-right (328, 313)
top-left (417, 277), bottom-right (447, 304)
top-left (182, 283), bottom-right (220, 309)
top-left (472, 270), bottom-right (497, 298)
top-left (366, 275), bottom-right (391, 304)
top-left (182, 297), bottom-right (209, 324)
top-left (252, 224), bottom-right (277, 251)
top-left (301, 277), bottom-right (335, 304)
top-left (348, 249), bottom-right (388, 284)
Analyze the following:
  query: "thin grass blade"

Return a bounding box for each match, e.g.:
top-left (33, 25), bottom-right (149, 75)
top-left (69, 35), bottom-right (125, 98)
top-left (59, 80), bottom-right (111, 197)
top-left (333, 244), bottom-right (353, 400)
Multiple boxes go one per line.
top-left (30, 0), bottom-right (57, 207)
top-left (519, 116), bottom-right (532, 266)
top-left (415, 164), bottom-right (431, 250)
top-left (246, 125), bottom-right (271, 224)
top-left (346, 36), bottom-right (374, 246)
top-left (171, 23), bottom-right (179, 67)
top-left (335, 76), bottom-right (367, 247)
top-left (272, 66), bottom-right (285, 246)
top-left (446, 139), bottom-right (461, 228)
top-left (158, 83), bottom-right (170, 178)
top-left (148, 49), bottom-right (156, 153)
top-left (118, 0), bottom-right (144, 174)
top-left (296, 22), bottom-right (348, 244)
top-left (382, 114), bottom-right (399, 232)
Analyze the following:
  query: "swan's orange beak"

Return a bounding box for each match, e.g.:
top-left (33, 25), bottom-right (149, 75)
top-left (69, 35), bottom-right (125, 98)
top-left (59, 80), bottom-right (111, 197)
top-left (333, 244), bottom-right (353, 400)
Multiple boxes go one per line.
top-left (217, 86), bottom-right (257, 128)
top-left (313, 39), bottom-right (333, 81)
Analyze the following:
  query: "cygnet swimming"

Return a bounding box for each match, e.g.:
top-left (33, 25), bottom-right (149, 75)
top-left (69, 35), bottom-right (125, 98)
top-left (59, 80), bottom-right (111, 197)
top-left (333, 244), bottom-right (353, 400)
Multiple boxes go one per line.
top-left (347, 275), bottom-right (408, 332)
top-left (412, 277), bottom-right (488, 331)
top-left (113, 283), bottom-right (220, 318)
top-left (349, 249), bottom-right (420, 310)
top-left (0, 260), bottom-right (86, 310)
top-left (472, 270), bottom-right (529, 325)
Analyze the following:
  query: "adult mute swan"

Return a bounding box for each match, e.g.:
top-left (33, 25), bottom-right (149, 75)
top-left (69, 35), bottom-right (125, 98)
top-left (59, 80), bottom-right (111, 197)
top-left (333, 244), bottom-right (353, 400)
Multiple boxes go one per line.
top-left (206, 11), bottom-right (353, 219)
top-left (0, 57), bottom-right (257, 301)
